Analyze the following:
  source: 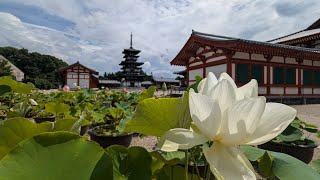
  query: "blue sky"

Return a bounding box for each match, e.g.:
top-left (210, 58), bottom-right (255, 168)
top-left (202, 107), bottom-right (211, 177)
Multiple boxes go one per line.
top-left (0, 0), bottom-right (319, 77)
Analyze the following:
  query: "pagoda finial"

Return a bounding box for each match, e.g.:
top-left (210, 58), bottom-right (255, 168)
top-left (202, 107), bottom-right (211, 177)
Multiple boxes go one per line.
top-left (130, 32), bottom-right (133, 48)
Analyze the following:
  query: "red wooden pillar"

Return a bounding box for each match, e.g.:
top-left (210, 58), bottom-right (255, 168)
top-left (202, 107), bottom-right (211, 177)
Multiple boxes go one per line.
top-left (186, 63), bottom-right (190, 86)
top-left (264, 55), bottom-right (273, 96)
top-left (222, 49), bottom-right (235, 77)
top-left (297, 58), bottom-right (303, 95)
top-left (201, 55), bottom-right (206, 78)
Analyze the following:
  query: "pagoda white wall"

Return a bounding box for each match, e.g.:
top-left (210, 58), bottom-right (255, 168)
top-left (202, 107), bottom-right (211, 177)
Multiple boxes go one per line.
top-left (189, 69), bottom-right (203, 81)
top-left (270, 87), bottom-right (284, 95)
top-left (189, 61), bottom-right (203, 67)
top-left (233, 52), bottom-right (249, 59)
top-left (286, 87), bottom-right (298, 94)
top-left (258, 87), bottom-right (267, 94)
top-left (302, 88), bottom-right (312, 95)
top-left (206, 64), bottom-right (226, 77)
top-left (251, 54), bottom-right (266, 61)
top-left (206, 56), bottom-right (226, 63)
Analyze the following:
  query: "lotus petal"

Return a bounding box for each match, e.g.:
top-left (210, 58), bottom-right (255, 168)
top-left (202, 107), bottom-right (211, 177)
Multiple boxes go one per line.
top-left (158, 128), bottom-right (208, 152)
top-left (244, 103), bottom-right (296, 145)
top-left (219, 97), bottom-right (266, 145)
top-left (189, 90), bottom-right (221, 140)
top-left (203, 143), bottom-right (256, 180)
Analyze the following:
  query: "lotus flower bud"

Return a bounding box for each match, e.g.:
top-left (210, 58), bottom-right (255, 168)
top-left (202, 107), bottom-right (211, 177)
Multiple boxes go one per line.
top-left (63, 85), bottom-right (70, 92)
top-left (29, 99), bottom-right (38, 106)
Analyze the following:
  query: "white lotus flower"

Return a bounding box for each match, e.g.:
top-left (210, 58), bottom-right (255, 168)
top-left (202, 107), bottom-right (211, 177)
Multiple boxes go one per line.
top-left (159, 72), bottom-right (296, 180)
top-left (29, 99), bottom-right (38, 106)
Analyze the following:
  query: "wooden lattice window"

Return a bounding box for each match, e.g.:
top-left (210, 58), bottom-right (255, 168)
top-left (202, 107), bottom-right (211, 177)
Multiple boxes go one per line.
top-left (273, 67), bottom-right (284, 84)
top-left (236, 64), bottom-right (249, 83)
top-left (251, 64), bottom-right (263, 84)
top-left (314, 70), bottom-right (320, 85)
top-left (286, 68), bottom-right (295, 85)
top-left (303, 69), bottom-right (312, 85)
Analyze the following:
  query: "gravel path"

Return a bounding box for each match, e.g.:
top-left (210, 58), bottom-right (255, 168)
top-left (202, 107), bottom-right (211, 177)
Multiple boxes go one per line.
top-left (130, 135), bottom-right (158, 151)
top-left (291, 105), bottom-right (320, 161)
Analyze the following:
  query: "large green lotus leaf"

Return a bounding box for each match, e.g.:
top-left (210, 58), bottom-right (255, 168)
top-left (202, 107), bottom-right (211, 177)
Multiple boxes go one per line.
top-left (0, 132), bottom-right (113, 180)
top-left (241, 145), bottom-right (320, 180)
top-left (278, 125), bottom-right (303, 142)
top-left (106, 145), bottom-right (152, 180)
top-left (0, 118), bottom-right (53, 159)
top-left (45, 102), bottom-right (70, 115)
top-left (0, 85), bottom-right (11, 96)
top-left (241, 145), bottom-right (266, 161)
top-left (310, 159), bottom-right (320, 174)
top-left (124, 97), bottom-right (190, 136)
top-left (53, 118), bottom-right (91, 131)
top-left (269, 151), bottom-right (320, 180)
top-left (0, 76), bottom-right (34, 94)
top-left (150, 151), bottom-right (185, 166)
top-left (138, 86), bottom-right (157, 102)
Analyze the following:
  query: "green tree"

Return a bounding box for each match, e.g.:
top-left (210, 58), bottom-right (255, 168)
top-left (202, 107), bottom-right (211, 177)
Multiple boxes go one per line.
top-left (0, 47), bottom-right (68, 89)
top-left (0, 60), bottom-right (12, 77)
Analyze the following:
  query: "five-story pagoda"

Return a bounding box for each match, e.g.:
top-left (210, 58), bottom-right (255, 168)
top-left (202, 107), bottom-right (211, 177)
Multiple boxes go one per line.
top-left (119, 33), bottom-right (145, 87)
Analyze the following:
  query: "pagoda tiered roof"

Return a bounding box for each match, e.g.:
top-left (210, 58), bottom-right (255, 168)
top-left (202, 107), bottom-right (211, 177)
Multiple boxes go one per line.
top-left (119, 61), bottom-right (144, 66)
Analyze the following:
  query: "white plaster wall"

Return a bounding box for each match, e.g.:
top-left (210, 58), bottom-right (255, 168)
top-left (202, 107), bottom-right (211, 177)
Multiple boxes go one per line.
top-left (232, 63), bottom-right (236, 79)
top-left (206, 55), bottom-right (226, 63)
top-left (251, 54), bottom-right (266, 61)
top-left (286, 87), bottom-right (298, 94)
top-left (233, 52), bottom-right (249, 59)
top-left (206, 64), bottom-right (227, 77)
top-left (258, 87), bottom-right (267, 95)
top-left (189, 57), bottom-right (195, 63)
top-left (203, 52), bottom-right (214, 58)
top-left (264, 66), bottom-right (267, 84)
top-left (270, 87), bottom-right (284, 95)
top-left (67, 72), bottom-right (78, 78)
top-left (314, 88), bottom-right (320, 94)
top-left (189, 69), bottom-right (203, 81)
top-left (79, 79), bottom-right (89, 88)
top-left (286, 58), bottom-right (298, 64)
top-left (302, 88), bottom-right (312, 95)
top-left (205, 46), bottom-right (211, 50)
top-left (189, 61), bottom-right (203, 67)
top-left (196, 47), bottom-right (204, 54)
top-left (271, 56), bottom-right (284, 63)
top-left (303, 60), bottom-right (312, 66)
top-left (67, 79), bottom-right (77, 88)
top-left (314, 61), bottom-right (320, 67)
top-left (217, 49), bottom-right (223, 53)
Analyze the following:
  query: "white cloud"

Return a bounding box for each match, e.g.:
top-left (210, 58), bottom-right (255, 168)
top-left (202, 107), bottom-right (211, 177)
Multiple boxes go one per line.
top-left (0, 0), bottom-right (319, 77)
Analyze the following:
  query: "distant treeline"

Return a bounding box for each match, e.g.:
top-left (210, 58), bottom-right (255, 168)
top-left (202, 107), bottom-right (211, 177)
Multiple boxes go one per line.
top-left (0, 47), bottom-right (68, 89)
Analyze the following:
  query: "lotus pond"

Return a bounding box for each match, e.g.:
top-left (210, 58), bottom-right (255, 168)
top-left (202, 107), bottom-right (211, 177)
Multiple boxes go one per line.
top-left (1, 75), bottom-right (320, 180)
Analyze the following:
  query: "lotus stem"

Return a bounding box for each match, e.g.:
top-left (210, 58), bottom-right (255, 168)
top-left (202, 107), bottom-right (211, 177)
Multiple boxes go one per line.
top-left (185, 149), bottom-right (188, 180)
top-left (190, 150), bottom-right (201, 180)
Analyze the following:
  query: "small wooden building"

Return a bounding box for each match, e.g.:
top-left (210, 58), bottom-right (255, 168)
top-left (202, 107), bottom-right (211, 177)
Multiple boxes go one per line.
top-left (152, 77), bottom-right (180, 88)
top-left (58, 61), bottom-right (99, 89)
top-left (170, 30), bottom-right (320, 99)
